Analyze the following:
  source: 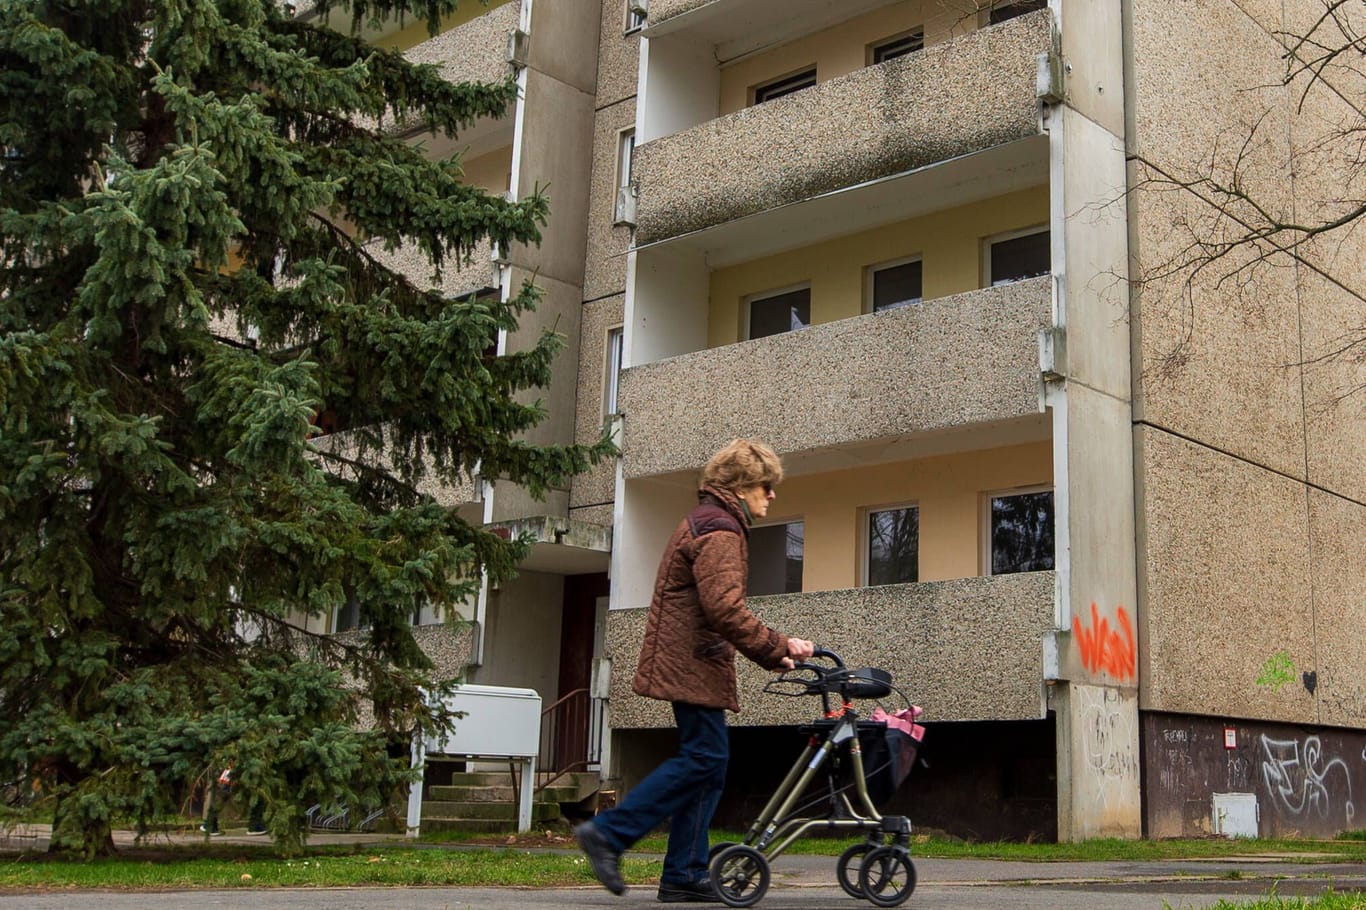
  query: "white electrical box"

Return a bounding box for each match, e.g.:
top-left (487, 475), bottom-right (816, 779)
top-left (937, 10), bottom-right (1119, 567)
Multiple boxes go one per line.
top-left (425, 684), bottom-right (542, 759)
top-left (1212, 792), bottom-right (1259, 838)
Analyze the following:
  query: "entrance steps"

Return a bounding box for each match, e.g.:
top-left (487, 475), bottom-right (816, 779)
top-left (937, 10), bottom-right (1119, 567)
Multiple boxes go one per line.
top-left (419, 770), bottom-right (600, 834)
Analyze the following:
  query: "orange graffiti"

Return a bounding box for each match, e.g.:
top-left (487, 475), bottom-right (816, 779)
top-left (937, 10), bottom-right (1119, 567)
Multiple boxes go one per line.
top-left (1072, 603), bottom-right (1136, 681)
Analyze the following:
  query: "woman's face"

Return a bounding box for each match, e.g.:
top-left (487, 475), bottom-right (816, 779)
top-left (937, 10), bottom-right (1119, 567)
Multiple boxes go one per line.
top-left (739, 480), bottom-right (775, 520)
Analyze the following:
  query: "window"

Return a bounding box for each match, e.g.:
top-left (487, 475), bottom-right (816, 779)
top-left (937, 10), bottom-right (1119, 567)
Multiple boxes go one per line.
top-left (624, 0), bottom-right (646, 33)
top-left (604, 325), bottom-right (624, 416)
top-left (616, 128), bottom-right (635, 192)
top-left (986, 488), bottom-right (1055, 575)
top-left (750, 521), bottom-right (804, 596)
top-left (753, 67), bottom-right (817, 105)
top-left (748, 286), bottom-right (811, 339)
top-left (987, 0), bottom-right (1046, 25)
top-left (869, 29), bottom-right (924, 64)
top-left (334, 595), bottom-right (367, 633)
top-left (987, 228), bottom-right (1050, 286)
top-left (866, 505), bottom-right (919, 586)
top-left (867, 258), bottom-right (923, 312)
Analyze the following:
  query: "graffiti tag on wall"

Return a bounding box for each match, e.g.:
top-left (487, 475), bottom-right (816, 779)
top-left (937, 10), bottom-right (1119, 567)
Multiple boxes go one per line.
top-left (1073, 603), bottom-right (1136, 681)
top-left (1260, 735), bottom-right (1356, 824)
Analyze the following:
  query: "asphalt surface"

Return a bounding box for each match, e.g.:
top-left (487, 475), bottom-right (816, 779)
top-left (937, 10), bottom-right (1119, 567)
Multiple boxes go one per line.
top-left (3, 826), bottom-right (1365, 910)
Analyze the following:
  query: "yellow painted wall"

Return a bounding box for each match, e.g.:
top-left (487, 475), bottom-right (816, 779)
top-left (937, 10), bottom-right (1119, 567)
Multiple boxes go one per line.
top-left (761, 441), bottom-right (1052, 590)
top-left (717, 0), bottom-right (985, 114)
top-left (373, 0), bottom-right (515, 52)
top-left (707, 186), bottom-right (1048, 347)
top-left (460, 144), bottom-right (514, 194)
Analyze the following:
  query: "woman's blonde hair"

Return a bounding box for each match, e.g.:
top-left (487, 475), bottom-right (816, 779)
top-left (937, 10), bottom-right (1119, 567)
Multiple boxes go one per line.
top-left (700, 439), bottom-right (784, 493)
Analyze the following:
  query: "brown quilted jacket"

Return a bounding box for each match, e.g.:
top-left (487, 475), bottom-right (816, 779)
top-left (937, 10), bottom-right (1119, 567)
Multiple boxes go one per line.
top-left (631, 485), bottom-right (791, 712)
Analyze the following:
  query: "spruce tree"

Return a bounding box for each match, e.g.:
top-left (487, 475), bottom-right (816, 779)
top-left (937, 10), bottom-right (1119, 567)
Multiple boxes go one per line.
top-left (0, 0), bottom-right (612, 857)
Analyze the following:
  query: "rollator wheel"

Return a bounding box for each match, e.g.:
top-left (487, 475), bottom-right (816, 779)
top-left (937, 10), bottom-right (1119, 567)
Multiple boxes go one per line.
top-left (858, 846), bottom-right (916, 908)
top-left (708, 840), bottom-right (736, 862)
top-left (708, 843), bottom-right (771, 908)
top-left (835, 842), bottom-right (872, 898)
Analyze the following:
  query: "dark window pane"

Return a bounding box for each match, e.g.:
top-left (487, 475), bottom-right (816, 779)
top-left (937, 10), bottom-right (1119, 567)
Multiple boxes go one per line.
top-left (872, 30), bottom-right (924, 64)
top-left (989, 0), bottom-right (1046, 25)
top-left (872, 260), bottom-right (923, 312)
top-left (990, 230), bottom-right (1050, 285)
top-left (754, 68), bottom-right (817, 104)
top-left (868, 507), bottom-right (918, 586)
top-left (749, 288), bottom-right (811, 339)
top-left (991, 491), bottom-right (1055, 575)
top-left (336, 595), bottom-right (365, 632)
top-left (750, 521), bottom-right (803, 596)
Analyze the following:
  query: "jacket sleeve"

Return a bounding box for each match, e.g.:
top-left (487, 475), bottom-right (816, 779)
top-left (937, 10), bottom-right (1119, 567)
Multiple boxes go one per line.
top-left (691, 530), bottom-right (790, 670)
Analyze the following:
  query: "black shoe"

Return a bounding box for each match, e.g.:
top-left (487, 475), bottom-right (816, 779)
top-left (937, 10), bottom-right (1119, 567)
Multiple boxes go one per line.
top-left (575, 822), bottom-right (625, 895)
top-left (657, 880), bottom-right (720, 903)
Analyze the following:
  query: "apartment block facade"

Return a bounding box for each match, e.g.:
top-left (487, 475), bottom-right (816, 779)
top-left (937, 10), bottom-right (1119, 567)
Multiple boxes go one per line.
top-left (347, 0), bottom-right (1366, 841)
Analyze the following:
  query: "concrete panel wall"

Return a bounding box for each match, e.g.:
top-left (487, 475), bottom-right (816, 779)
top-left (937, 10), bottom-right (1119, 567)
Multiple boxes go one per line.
top-left (1307, 490), bottom-right (1366, 728)
top-left (1054, 684), bottom-right (1140, 840)
top-left (502, 268), bottom-right (582, 453)
top-left (1127, 0), bottom-right (1305, 478)
top-left (570, 294), bottom-right (623, 520)
top-left (471, 568), bottom-right (565, 699)
top-left (1136, 426), bottom-right (1316, 723)
top-left (583, 99), bottom-right (636, 302)
top-left (633, 10), bottom-right (1050, 243)
top-left (596, 0), bottom-right (642, 107)
top-left (526, 0), bottom-right (599, 94)
top-left (509, 67), bottom-right (596, 287)
top-left (618, 277), bottom-right (1051, 479)
top-left (606, 571), bottom-right (1056, 728)
top-left (1144, 712), bottom-right (1366, 839)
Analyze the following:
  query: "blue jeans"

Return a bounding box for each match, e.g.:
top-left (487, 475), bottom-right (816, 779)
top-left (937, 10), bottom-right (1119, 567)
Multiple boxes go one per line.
top-left (593, 702), bottom-right (728, 885)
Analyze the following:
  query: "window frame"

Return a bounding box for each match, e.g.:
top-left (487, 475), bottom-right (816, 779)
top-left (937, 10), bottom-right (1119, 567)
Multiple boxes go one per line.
top-left (867, 28), bottom-right (925, 65)
top-left (983, 224), bottom-right (1050, 288)
top-left (745, 282), bottom-right (812, 340)
top-left (603, 324), bottom-right (624, 417)
top-left (861, 500), bottom-right (920, 587)
top-left (751, 66), bottom-right (818, 105)
top-left (614, 127), bottom-right (635, 193)
top-left (624, 0), bottom-right (646, 34)
top-left (983, 0), bottom-right (1047, 26)
top-left (864, 254), bottom-right (924, 314)
top-left (748, 517), bottom-right (805, 596)
top-left (980, 483), bottom-right (1056, 577)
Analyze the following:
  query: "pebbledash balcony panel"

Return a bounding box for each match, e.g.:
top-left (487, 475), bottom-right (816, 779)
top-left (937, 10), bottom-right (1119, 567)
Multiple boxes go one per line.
top-left (363, 235), bottom-right (499, 301)
top-left (618, 276), bottom-right (1051, 479)
top-left (606, 571), bottom-right (1057, 728)
top-left (402, 0), bottom-right (520, 89)
top-left (632, 9), bottom-right (1051, 244)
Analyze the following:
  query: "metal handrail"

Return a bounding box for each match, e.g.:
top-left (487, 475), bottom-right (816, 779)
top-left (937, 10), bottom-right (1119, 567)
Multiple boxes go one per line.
top-left (537, 687), bottom-right (605, 792)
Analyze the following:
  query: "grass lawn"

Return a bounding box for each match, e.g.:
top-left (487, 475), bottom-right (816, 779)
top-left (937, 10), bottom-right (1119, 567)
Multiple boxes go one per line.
top-left (3, 831), bottom-right (1366, 892)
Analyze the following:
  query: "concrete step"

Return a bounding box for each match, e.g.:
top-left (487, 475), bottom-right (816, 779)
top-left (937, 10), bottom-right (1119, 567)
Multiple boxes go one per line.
top-left (419, 817), bottom-right (573, 835)
top-left (428, 783), bottom-right (578, 803)
top-left (420, 800), bottom-right (563, 822)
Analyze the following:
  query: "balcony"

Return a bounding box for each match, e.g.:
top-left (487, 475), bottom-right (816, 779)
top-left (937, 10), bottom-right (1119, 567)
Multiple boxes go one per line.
top-left (400, 0), bottom-right (520, 89)
top-left (363, 235), bottom-right (500, 301)
top-left (632, 9), bottom-right (1051, 244)
top-left (607, 571), bottom-right (1057, 727)
top-left (646, 0), bottom-right (906, 60)
top-left (617, 276), bottom-right (1051, 480)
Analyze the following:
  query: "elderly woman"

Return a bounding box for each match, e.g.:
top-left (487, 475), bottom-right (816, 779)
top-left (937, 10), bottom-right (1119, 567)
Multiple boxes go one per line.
top-left (576, 439), bottom-right (815, 902)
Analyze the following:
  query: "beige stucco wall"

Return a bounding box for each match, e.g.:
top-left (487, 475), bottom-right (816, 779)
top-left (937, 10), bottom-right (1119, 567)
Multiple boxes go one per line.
top-left (706, 186), bottom-right (1048, 344)
top-left (767, 441), bottom-right (1052, 588)
top-left (606, 571), bottom-right (1056, 727)
top-left (1308, 490), bottom-right (1366, 727)
top-left (632, 9), bottom-right (1049, 244)
top-left (618, 276), bottom-right (1051, 478)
